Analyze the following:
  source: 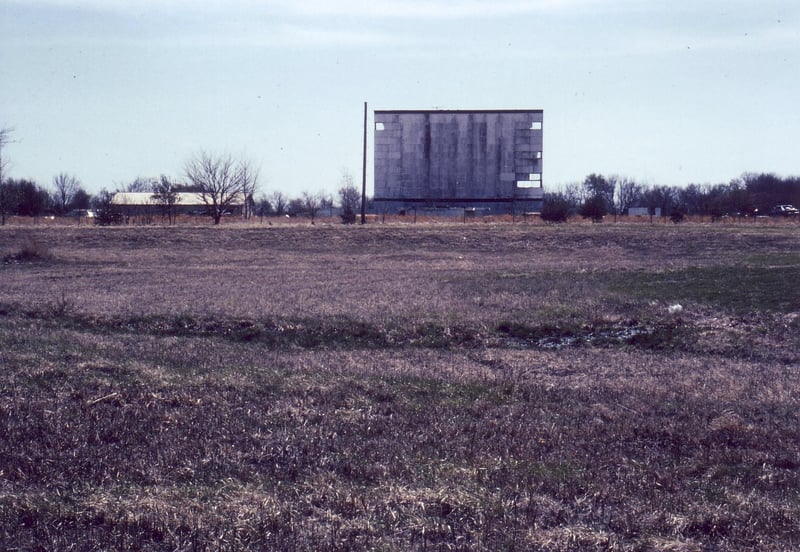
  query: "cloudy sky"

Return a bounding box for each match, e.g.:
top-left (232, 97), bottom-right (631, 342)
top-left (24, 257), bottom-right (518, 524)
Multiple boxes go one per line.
top-left (2, 0), bottom-right (798, 196)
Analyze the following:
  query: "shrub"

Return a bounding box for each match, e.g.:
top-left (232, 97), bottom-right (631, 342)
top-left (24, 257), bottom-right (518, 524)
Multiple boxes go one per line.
top-left (48, 291), bottom-right (77, 318)
top-left (92, 189), bottom-right (124, 226)
top-left (670, 210), bottom-right (686, 224)
top-left (340, 208), bottom-right (357, 224)
top-left (540, 193), bottom-right (571, 223)
top-left (2, 237), bottom-right (52, 263)
top-left (580, 194), bottom-right (607, 223)
top-left (95, 209), bottom-right (123, 226)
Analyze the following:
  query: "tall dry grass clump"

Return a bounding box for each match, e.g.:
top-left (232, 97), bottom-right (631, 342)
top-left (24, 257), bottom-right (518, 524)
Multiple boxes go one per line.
top-left (2, 236), bottom-right (53, 264)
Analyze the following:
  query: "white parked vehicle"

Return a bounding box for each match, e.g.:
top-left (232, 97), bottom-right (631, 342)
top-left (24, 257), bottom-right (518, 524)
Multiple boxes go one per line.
top-left (770, 205), bottom-right (799, 217)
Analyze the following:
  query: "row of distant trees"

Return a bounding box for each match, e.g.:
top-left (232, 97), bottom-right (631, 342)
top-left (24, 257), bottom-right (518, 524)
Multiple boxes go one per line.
top-left (541, 173), bottom-right (800, 223)
top-left (261, 171), bottom-right (362, 223)
top-left (5, 127), bottom-right (796, 226)
top-left (0, 131), bottom-right (364, 225)
top-left (0, 171), bottom-right (363, 227)
top-left (0, 171), bottom-right (93, 225)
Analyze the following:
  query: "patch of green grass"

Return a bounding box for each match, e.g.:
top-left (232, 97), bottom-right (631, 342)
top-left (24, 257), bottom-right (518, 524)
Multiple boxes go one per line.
top-left (609, 258), bottom-right (800, 313)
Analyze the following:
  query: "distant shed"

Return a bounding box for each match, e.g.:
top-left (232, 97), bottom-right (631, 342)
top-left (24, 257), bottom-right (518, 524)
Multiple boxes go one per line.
top-left (111, 192), bottom-right (244, 216)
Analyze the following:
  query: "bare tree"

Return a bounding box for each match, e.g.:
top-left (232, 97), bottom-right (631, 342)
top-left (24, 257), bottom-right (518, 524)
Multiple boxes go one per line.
top-left (184, 151), bottom-right (255, 225)
top-left (269, 190), bottom-right (288, 216)
top-left (642, 185), bottom-right (678, 218)
top-left (614, 177), bottom-right (642, 216)
top-left (319, 193), bottom-right (334, 217)
top-left (72, 188), bottom-right (92, 210)
top-left (52, 172), bottom-right (81, 215)
top-left (0, 127), bottom-right (12, 184)
top-left (125, 177), bottom-right (154, 193)
top-left (338, 169), bottom-right (361, 224)
top-left (239, 161), bottom-right (259, 220)
top-left (287, 197), bottom-right (305, 217)
top-left (254, 194), bottom-right (272, 223)
top-left (0, 181), bottom-right (17, 225)
top-left (301, 191), bottom-right (323, 224)
top-left (11, 178), bottom-right (49, 221)
top-left (561, 182), bottom-right (584, 211)
top-left (151, 175), bottom-right (181, 224)
top-left (677, 183), bottom-right (708, 216)
top-left (0, 128), bottom-right (14, 224)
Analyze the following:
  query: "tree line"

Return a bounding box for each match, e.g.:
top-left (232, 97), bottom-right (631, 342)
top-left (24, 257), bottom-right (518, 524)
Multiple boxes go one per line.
top-left (0, 132), bottom-right (364, 226)
top-left (0, 171), bottom-right (93, 225)
top-left (4, 127), bottom-right (796, 226)
top-left (541, 172), bottom-right (800, 223)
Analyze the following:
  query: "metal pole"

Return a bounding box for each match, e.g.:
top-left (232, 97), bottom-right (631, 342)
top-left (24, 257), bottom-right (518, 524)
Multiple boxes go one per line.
top-left (360, 102), bottom-right (367, 225)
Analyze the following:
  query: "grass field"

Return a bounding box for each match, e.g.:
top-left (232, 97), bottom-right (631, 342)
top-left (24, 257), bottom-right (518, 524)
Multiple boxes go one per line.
top-left (1, 222), bottom-right (799, 550)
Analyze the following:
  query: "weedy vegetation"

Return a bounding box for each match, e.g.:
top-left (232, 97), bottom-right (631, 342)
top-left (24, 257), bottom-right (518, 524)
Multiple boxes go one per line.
top-left (1, 223), bottom-right (799, 550)
top-left (1, 236), bottom-right (53, 264)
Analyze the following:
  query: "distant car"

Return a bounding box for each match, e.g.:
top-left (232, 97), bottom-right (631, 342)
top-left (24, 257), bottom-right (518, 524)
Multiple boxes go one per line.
top-left (770, 204), bottom-right (799, 217)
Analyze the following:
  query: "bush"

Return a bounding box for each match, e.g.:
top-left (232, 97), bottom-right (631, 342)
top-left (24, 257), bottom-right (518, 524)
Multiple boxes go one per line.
top-left (580, 194), bottom-right (607, 223)
top-left (2, 238), bottom-right (52, 263)
top-left (92, 189), bottom-right (124, 226)
top-left (94, 210), bottom-right (123, 226)
top-left (540, 194), bottom-right (571, 223)
top-left (340, 208), bottom-right (357, 224)
top-left (670, 210), bottom-right (686, 224)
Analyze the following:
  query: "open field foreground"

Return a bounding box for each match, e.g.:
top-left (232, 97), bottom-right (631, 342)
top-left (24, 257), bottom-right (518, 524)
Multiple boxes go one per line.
top-left (1, 223), bottom-right (799, 551)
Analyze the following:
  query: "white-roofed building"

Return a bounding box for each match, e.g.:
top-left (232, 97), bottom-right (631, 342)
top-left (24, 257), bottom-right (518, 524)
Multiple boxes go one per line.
top-left (111, 192), bottom-right (245, 218)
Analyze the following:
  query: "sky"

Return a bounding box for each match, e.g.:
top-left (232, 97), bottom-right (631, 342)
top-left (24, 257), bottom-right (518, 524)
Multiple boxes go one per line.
top-left (1, 0), bottom-right (799, 197)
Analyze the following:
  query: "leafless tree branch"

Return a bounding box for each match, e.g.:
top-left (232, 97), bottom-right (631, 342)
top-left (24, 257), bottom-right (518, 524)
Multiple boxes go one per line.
top-left (184, 151), bottom-right (257, 225)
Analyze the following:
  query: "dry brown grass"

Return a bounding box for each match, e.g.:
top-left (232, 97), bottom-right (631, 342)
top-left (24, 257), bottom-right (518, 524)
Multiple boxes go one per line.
top-left (1, 222), bottom-right (799, 550)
